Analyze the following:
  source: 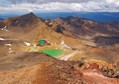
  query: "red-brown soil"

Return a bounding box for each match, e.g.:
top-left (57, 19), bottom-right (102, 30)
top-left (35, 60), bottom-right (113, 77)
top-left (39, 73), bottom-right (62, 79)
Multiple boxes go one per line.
top-left (0, 52), bottom-right (119, 84)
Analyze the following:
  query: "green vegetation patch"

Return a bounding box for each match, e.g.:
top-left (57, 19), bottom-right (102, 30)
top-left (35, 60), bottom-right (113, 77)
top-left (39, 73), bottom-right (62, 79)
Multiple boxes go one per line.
top-left (40, 49), bottom-right (64, 57)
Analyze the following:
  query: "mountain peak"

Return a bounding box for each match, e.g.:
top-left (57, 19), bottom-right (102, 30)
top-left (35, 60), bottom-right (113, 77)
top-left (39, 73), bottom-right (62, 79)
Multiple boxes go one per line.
top-left (10, 12), bottom-right (41, 28)
top-left (21, 12), bottom-right (39, 19)
top-left (29, 12), bottom-right (34, 15)
top-left (26, 12), bottom-right (36, 17)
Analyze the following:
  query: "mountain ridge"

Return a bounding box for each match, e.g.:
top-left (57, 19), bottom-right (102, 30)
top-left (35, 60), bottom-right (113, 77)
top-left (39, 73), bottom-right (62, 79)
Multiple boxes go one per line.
top-left (0, 12), bottom-right (119, 45)
top-left (53, 16), bottom-right (119, 37)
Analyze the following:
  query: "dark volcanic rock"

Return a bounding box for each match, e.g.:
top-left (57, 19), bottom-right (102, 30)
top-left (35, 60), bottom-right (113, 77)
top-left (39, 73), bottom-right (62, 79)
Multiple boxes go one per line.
top-left (0, 22), bottom-right (6, 28)
top-left (93, 36), bottom-right (119, 46)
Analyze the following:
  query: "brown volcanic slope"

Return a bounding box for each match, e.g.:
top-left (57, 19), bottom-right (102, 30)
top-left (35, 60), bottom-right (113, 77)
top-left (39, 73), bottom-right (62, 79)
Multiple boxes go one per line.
top-left (0, 12), bottom-right (50, 42)
top-left (53, 16), bottom-right (119, 37)
top-left (0, 13), bottom-right (86, 47)
top-left (0, 13), bottom-right (119, 63)
top-left (93, 36), bottom-right (119, 46)
top-left (1, 13), bottom-right (119, 45)
top-left (50, 16), bottom-right (119, 47)
top-left (0, 13), bottom-right (119, 61)
top-left (0, 12), bottom-right (40, 33)
top-left (0, 52), bottom-right (119, 84)
top-left (0, 40), bottom-right (27, 57)
top-left (49, 16), bottom-right (119, 67)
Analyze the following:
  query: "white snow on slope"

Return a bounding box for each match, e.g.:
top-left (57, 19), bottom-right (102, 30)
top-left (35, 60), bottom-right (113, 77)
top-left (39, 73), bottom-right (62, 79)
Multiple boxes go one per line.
top-left (24, 42), bottom-right (31, 46)
top-left (1, 26), bottom-right (8, 31)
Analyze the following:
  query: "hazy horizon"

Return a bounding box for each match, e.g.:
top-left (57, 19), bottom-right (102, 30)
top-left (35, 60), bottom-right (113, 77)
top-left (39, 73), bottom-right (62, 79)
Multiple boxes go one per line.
top-left (0, 12), bottom-right (119, 22)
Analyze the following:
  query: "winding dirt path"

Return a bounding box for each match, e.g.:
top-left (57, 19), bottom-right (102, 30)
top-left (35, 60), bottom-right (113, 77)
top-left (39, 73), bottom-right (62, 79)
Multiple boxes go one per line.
top-left (57, 50), bottom-right (80, 61)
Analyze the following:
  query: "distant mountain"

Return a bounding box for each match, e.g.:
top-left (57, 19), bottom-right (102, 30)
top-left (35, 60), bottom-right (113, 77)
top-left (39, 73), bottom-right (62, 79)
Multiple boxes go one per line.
top-left (0, 12), bottom-right (119, 46)
top-left (1, 12), bottom-right (119, 22)
top-left (53, 16), bottom-right (119, 37)
top-left (1, 13), bottom-right (119, 37)
top-left (0, 18), bottom-right (3, 20)
top-left (70, 12), bottom-right (119, 22)
top-left (0, 12), bottom-right (47, 42)
top-left (10, 12), bottom-right (40, 27)
top-left (35, 12), bottom-right (119, 22)
top-left (2, 12), bottom-right (42, 33)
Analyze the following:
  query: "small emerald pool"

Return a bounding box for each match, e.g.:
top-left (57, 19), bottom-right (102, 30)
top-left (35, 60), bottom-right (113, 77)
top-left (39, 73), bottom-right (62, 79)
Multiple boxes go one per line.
top-left (40, 49), bottom-right (64, 57)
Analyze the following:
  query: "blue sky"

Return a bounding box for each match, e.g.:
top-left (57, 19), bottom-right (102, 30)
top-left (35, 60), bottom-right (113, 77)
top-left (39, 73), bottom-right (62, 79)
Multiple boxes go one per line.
top-left (0, 0), bottom-right (119, 14)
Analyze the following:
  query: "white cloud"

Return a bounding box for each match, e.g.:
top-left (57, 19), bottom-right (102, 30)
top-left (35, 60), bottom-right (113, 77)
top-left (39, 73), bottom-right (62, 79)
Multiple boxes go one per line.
top-left (0, 0), bottom-right (119, 13)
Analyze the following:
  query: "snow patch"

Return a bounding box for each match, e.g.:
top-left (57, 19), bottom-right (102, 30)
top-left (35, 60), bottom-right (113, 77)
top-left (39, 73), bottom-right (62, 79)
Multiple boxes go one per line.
top-left (24, 42), bottom-right (31, 46)
top-left (33, 43), bottom-right (37, 47)
top-left (0, 38), bottom-right (4, 40)
top-left (9, 47), bottom-right (13, 53)
top-left (1, 26), bottom-right (8, 31)
top-left (15, 21), bottom-right (19, 23)
top-left (61, 40), bottom-right (65, 45)
top-left (64, 44), bottom-right (71, 49)
top-left (61, 40), bottom-right (71, 49)
top-left (5, 44), bottom-right (13, 53)
top-left (5, 44), bottom-right (11, 46)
